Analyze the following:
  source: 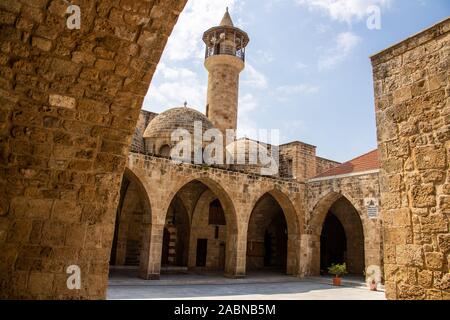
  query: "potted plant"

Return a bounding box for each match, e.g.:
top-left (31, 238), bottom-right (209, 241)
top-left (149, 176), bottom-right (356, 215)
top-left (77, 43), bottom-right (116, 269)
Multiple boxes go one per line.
top-left (366, 269), bottom-right (379, 291)
top-left (328, 263), bottom-right (347, 286)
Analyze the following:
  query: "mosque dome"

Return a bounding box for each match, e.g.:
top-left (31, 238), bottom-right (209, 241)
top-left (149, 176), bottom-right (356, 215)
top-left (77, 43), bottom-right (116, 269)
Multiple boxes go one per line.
top-left (143, 106), bottom-right (215, 156)
top-left (143, 107), bottom-right (214, 139)
top-left (225, 138), bottom-right (278, 176)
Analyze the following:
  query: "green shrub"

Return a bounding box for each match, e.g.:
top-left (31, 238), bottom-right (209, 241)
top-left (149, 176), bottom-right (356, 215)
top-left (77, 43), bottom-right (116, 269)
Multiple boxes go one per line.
top-left (328, 263), bottom-right (347, 277)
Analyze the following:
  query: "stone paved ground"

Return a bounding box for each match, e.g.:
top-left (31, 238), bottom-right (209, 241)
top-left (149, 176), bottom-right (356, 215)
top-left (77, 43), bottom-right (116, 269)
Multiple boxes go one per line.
top-left (107, 268), bottom-right (386, 300)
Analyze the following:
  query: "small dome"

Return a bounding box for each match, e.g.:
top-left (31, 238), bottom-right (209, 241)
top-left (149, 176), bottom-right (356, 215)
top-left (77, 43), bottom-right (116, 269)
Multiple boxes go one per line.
top-left (225, 138), bottom-right (278, 176)
top-left (143, 107), bottom-right (214, 139)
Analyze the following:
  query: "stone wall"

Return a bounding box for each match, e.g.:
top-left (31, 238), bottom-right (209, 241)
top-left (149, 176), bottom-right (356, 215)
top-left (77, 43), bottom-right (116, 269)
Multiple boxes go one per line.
top-left (126, 152), bottom-right (305, 278)
top-left (188, 189), bottom-right (227, 270)
top-left (279, 141), bottom-right (318, 181)
top-left (316, 156), bottom-right (341, 176)
top-left (372, 18), bottom-right (450, 300)
top-left (304, 172), bottom-right (383, 277)
top-left (0, 0), bottom-right (187, 299)
top-left (131, 110), bottom-right (157, 153)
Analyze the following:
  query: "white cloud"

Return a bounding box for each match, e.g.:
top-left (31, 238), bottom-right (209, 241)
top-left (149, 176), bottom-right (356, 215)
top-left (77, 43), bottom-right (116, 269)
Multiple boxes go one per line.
top-left (164, 0), bottom-right (238, 61)
top-left (318, 31), bottom-right (361, 70)
top-left (242, 63), bottom-right (268, 89)
top-left (143, 63), bottom-right (206, 113)
top-left (255, 50), bottom-right (275, 64)
top-left (295, 0), bottom-right (392, 24)
top-left (295, 62), bottom-right (308, 70)
top-left (276, 84), bottom-right (320, 95)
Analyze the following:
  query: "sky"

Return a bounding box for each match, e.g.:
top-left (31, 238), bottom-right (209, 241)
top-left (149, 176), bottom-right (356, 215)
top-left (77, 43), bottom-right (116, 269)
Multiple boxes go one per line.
top-left (142, 0), bottom-right (450, 163)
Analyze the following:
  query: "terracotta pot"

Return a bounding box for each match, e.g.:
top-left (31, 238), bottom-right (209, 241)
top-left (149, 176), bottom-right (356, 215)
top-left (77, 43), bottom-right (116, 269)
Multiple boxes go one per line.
top-left (369, 280), bottom-right (378, 291)
top-left (333, 277), bottom-right (341, 286)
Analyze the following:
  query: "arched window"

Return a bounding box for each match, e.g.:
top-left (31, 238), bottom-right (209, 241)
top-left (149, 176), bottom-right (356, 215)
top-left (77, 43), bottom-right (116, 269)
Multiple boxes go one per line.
top-left (159, 144), bottom-right (171, 157)
top-left (208, 199), bottom-right (226, 225)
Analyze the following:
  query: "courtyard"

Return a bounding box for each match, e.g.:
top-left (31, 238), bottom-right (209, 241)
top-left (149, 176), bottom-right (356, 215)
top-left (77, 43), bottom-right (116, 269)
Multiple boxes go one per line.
top-left (107, 268), bottom-right (386, 300)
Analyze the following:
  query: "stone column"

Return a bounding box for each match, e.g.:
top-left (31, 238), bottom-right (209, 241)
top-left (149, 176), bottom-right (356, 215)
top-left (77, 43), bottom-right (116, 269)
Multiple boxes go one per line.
top-left (286, 233), bottom-right (301, 275)
top-left (139, 223), bottom-right (164, 280)
top-left (299, 234), bottom-right (321, 276)
top-left (225, 228), bottom-right (247, 278)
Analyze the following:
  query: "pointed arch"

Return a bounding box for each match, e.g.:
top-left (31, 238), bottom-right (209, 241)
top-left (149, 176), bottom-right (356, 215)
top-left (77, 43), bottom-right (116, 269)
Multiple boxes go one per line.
top-left (163, 176), bottom-right (239, 276)
top-left (246, 188), bottom-right (301, 275)
top-left (308, 191), bottom-right (367, 275)
top-left (110, 167), bottom-right (152, 267)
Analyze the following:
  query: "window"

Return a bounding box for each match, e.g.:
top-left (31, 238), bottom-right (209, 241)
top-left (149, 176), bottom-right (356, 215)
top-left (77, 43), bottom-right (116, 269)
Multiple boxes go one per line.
top-left (159, 144), bottom-right (171, 157)
top-left (208, 199), bottom-right (226, 225)
top-left (287, 159), bottom-right (293, 178)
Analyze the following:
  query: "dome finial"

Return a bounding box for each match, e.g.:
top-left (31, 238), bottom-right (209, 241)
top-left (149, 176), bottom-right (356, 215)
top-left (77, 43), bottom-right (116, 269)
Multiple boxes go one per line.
top-left (220, 7), bottom-right (234, 26)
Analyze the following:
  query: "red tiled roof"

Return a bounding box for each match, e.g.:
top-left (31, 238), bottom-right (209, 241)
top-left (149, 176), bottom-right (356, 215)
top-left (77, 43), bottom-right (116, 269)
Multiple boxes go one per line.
top-left (313, 149), bottom-right (380, 179)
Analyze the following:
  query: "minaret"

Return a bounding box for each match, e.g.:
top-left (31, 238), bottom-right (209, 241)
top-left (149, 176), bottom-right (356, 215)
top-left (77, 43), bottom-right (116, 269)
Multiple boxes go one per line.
top-left (203, 8), bottom-right (249, 138)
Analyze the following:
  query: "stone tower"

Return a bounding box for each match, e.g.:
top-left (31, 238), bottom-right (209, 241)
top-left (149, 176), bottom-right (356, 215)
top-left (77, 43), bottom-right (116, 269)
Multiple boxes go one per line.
top-left (203, 8), bottom-right (249, 138)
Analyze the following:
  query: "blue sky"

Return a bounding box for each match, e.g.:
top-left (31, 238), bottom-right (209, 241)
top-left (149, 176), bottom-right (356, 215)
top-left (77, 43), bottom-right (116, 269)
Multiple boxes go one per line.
top-left (143, 0), bottom-right (450, 163)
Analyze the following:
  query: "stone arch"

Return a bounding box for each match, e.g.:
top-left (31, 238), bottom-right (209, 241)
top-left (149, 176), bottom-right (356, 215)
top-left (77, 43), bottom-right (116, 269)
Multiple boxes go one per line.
top-left (110, 167), bottom-right (152, 268)
top-left (0, 0), bottom-right (188, 299)
top-left (246, 188), bottom-right (301, 275)
top-left (162, 194), bottom-right (190, 268)
top-left (308, 191), bottom-right (368, 276)
top-left (160, 176), bottom-right (240, 276)
top-left (188, 189), bottom-right (227, 270)
top-left (163, 176), bottom-right (238, 232)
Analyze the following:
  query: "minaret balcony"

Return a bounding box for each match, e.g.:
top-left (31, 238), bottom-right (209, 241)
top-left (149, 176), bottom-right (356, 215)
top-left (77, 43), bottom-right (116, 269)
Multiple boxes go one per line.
top-left (205, 45), bottom-right (245, 62)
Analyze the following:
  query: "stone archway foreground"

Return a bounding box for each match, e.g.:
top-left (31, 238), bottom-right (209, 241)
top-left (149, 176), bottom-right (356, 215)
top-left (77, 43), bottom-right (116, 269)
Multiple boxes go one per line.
top-left (0, 0), bottom-right (187, 299)
top-left (305, 192), bottom-right (380, 278)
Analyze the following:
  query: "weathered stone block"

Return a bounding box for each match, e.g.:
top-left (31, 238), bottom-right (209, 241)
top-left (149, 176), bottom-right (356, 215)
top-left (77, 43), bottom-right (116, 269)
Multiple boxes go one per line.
top-left (10, 198), bottom-right (53, 219)
top-left (95, 59), bottom-right (115, 71)
top-left (398, 284), bottom-right (426, 300)
top-left (439, 196), bottom-right (450, 213)
top-left (411, 184), bottom-right (436, 208)
top-left (420, 214), bottom-right (448, 234)
top-left (28, 272), bottom-right (54, 295)
top-left (49, 94), bottom-right (76, 109)
top-left (413, 146), bottom-right (447, 170)
top-left (393, 86), bottom-right (412, 104)
top-left (417, 269), bottom-right (433, 288)
top-left (31, 36), bottom-right (52, 51)
top-left (52, 200), bottom-right (82, 223)
top-left (396, 244), bottom-right (423, 267)
top-left (425, 252), bottom-right (444, 270)
top-left (438, 234), bottom-right (450, 254)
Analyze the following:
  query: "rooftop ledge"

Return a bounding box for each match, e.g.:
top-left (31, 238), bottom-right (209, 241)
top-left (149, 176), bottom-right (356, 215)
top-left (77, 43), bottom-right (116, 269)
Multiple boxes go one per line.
top-left (370, 16), bottom-right (450, 65)
top-left (128, 152), bottom-right (305, 185)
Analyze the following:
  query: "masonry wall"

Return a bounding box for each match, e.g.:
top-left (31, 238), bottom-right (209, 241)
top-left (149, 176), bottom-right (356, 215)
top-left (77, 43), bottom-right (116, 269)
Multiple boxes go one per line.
top-left (131, 110), bottom-right (157, 153)
top-left (279, 142), bottom-right (318, 181)
top-left (316, 156), bottom-right (340, 176)
top-left (0, 0), bottom-right (187, 299)
top-left (372, 18), bottom-right (450, 300)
